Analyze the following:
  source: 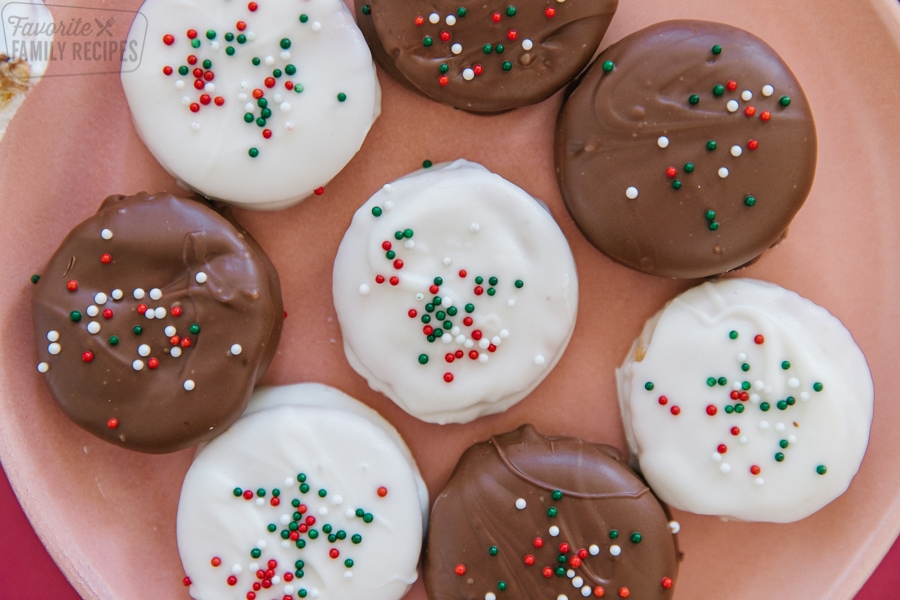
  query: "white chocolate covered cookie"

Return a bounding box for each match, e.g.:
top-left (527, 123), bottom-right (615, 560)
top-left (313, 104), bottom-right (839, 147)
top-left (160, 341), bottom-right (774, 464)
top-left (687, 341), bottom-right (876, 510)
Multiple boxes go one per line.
top-left (617, 278), bottom-right (873, 523)
top-left (332, 160), bottom-right (578, 424)
top-left (177, 383), bottom-right (427, 600)
top-left (122, 0), bottom-right (380, 210)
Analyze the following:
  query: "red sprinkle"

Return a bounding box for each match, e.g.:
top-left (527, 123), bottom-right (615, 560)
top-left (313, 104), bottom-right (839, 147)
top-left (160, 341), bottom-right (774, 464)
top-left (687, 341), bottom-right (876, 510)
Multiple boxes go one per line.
top-left (314, 187), bottom-right (325, 195)
top-left (262, 129), bottom-right (272, 139)
top-left (545, 7), bottom-right (556, 17)
top-left (666, 166), bottom-right (677, 178)
top-left (248, 2), bottom-right (258, 11)
top-left (445, 353), bottom-right (455, 363)
top-left (744, 106), bottom-right (756, 117)
top-left (211, 557), bottom-right (222, 567)
top-left (717, 444), bottom-right (728, 454)
top-left (187, 55), bottom-right (198, 65)
top-left (252, 88), bottom-right (264, 99)
top-left (754, 334), bottom-right (765, 344)
top-left (81, 351), bottom-right (94, 362)
top-left (182, 577), bottom-right (192, 587)
top-left (726, 79), bottom-right (737, 91)
top-left (658, 395), bottom-right (668, 406)
top-left (200, 94), bottom-right (211, 105)
top-left (193, 79), bottom-right (205, 90)
top-left (102, 309), bottom-right (113, 319)
top-left (468, 351), bottom-right (479, 360)
top-left (750, 465), bottom-right (761, 475)
top-left (236, 21), bottom-right (247, 31)
top-left (375, 275), bottom-right (385, 284)
top-left (506, 29), bottom-right (517, 41)
top-left (619, 588), bottom-right (631, 598)
top-left (731, 426), bottom-right (741, 436)
top-left (162, 65), bottom-right (173, 76)
top-left (454, 564), bottom-right (466, 576)
top-left (524, 554), bottom-right (535, 565)
top-left (491, 12), bottom-right (502, 22)
top-left (748, 139), bottom-right (759, 150)
top-left (414, 15), bottom-right (424, 26)
top-left (594, 587), bottom-right (605, 597)
top-left (181, 338), bottom-right (192, 348)
top-left (148, 358), bottom-right (159, 369)
top-left (458, 269), bottom-right (467, 278)
top-left (264, 76), bottom-right (276, 88)
top-left (162, 34), bottom-right (175, 45)
top-left (473, 64), bottom-right (483, 76)
top-left (214, 96), bottom-right (225, 106)
top-left (243, 489), bottom-right (253, 500)
top-left (227, 576), bottom-right (237, 586)
top-left (443, 372), bottom-right (454, 383)
top-left (463, 317), bottom-right (473, 327)
top-left (389, 276), bottom-right (399, 286)
top-left (760, 110), bottom-right (771, 122)
top-left (661, 577), bottom-right (673, 589)
top-left (100, 253), bottom-right (112, 264)
top-left (439, 30), bottom-right (451, 42)
top-left (393, 259), bottom-right (404, 270)
top-left (474, 285), bottom-right (484, 295)
top-left (270, 497), bottom-right (280, 506)
top-left (377, 486), bottom-right (388, 497)
top-left (186, 29), bottom-right (197, 39)
top-left (670, 406), bottom-right (681, 416)
top-left (471, 330), bottom-right (483, 340)
top-left (329, 548), bottom-right (340, 559)
top-left (66, 280), bottom-right (78, 291)
top-left (438, 75), bottom-right (449, 86)
top-left (171, 306), bottom-right (183, 317)
top-left (533, 537), bottom-right (544, 548)
top-left (542, 567), bottom-right (553, 578)
top-left (285, 81), bottom-right (294, 90)
top-left (107, 418), bottom-right (119, 429)
top-left (706, 404), bottom-right (717, 416)
top-left (408, 309), bottom-right (418, 318)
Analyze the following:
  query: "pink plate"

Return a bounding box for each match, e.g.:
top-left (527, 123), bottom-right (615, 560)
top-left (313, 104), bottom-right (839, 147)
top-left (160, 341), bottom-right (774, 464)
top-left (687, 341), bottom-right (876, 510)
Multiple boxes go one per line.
top-left (1, 0), bottom-right (899, 598)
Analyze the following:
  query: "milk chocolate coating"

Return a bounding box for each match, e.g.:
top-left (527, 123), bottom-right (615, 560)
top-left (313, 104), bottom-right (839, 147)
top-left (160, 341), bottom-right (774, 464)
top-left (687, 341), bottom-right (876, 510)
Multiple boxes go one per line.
top-left (556, 20), bottom-right (817, 278)
top-left (424, 425), bottom-right (678, 599)
top-left (355, 0), bottom-right (618, 113)
top-left (32, 193), bottom-right (283, 453)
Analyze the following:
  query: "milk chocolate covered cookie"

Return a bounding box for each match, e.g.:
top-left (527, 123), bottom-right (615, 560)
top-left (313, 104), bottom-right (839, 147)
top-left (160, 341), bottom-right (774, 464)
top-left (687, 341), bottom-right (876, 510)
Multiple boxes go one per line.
top-left (556, 20), bottom-right (817, 278)
top-left (425, 425), bottom-right (679, 599)
top-left (32, 192), bottom-right (283, 453)
top-left (355, 0), bottom-right (618, 113)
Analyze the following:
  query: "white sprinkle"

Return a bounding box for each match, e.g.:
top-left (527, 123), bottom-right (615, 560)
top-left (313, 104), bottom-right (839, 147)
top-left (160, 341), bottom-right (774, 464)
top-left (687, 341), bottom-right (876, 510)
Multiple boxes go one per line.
top-left (739, 435), bottom-right (749, 445)
top-left (522, 39), bottom-right (533, 51)
top-left (280, 102), bottom-right (291, 112)
top-left (759, 420), bottom-right (770, 430)
top-left (750, 393), bottom-right (760, 404)
top-left (485, 594), bottom-right (496, 600)
top-left (343, 572), bottom-right (352, 580)
top-left (451, 43), bottom-right (462, 54)
top-left (549, 526), bottom-right (560, 537)
top-left (149, 288), bottom-right (162, 300)
top-left (404, 240), bottom-right (415, 249)
top-left (479, 339), bottom-right (490, 349)
top-left (138, 344), bottom-right (151, 357)
top-left (442, 257), bottom-right (452, 266)
top-left (191, 122), bottom-right (200, 131)
top-left (358, 284), bottom-right (370, 296)
top-left (144, 309), bottom-right (155, 321)
top-left (726, 99), bottom-right (739, 112)
top-left (230, 344), bottom-right (243, 355)
top-left (245, 102), bottom-right (255, 111)
top-left (478, 354), bottom-right (489, 364)
top-left (625, 186), bottom-right (639, 199)
top-left (762, 84), bottom-right (774, 97)
top-left (280, 50), bottom-right (291, 61)
top-left (271, 576), bottom-right (281, 586)
top-left (415, 293), bottom-right (424, 301)
top-left (170, 347), bottom-right (183, 358)
top-left (133, 288), bottom-right (145, 300)
top-left (788, 435), bottom-right (797, 444)
top-left (589, 544), bottom-right (600, 556)
top-left (669, 520), bottom-right (681, 534)
top-left (111, 289), bottom-right (123, 300)
top-left (381, 183), bottom-right (393, 194)
top-left (429, 12), bottom-right (440, 23)
top-left (464, 339), bottom-right (474, 349)
top-left (463, 68), bottom-right (475, 80)
top-left (249, 563), bottom-right (259, 571)
top-left (100, 228), bottom-right (113, 240)
top-left (507, 298), bottom-right (516, 307)
top-left (284, 585), bottom-right (294, 595)
top-left (256, 498), bottom-right (264, 506)
top-left (515, 498), bottom-right (527, 509)
top-left (764, 384), bottom-right (773, 394)
top-left (800, 392), bottom-right (810, 401)
top-left (609, 545), bottom-right (621, 556)
top-left (174, 80), bottom-right (185, 90)
top-left (754, 477), bottom-right (765, 486)
top-left (534, 355), bottom-right (546, 366)
top-left (730, 145), bottom-right (743, 157)
top-left (657, 135), bottom-right (669, 148)
top-left (737, 352), bottom-right (747, 361)
top-left (470, 222), bottom-right (480, 233)
top-left (48, 343), bottom-right (61, 355)
top-left (331, 494), bottom-right (343, 506)
top-left (285, 121), bottom-right (294, 131)
top-left (264, 55), bottom-right (275, 66)
top-left (776, 422), bottom-right (786, 432)
top-left (451, 326), bottom-right (461, 336)
top-left (210, 40), bottom-right (219, 50)
top-left (37, 362), bottom-right (49, 373)
top-left (788, 377), bottom-right (800, 389)
top-left (86, 321), bottom-right (101, 335)
top-left (557, 596), bottom-right (568, 600)
top-left (712, 452), bottom-right (722, 462)
top-left (132, 360), bottom-right (144, 371)
top-left (566, 570), bottom-right (575, 579)
top-left (47, 330), bottom-right (59, 342)
top-left (164, 326), bottom-right (176, 337)
top-left (720, 463), bottom-right (732, 473)
top-left (154, 307), bottom-right (166, 319)
top-left (491, 336), bottom-right (502, 346)
top-left (455, 334), bottom-right (466, 344)
top-left (318, 506), bottom-right (328, 516)
top-left (718, 167), bottom-right (729, 178)
top-left (232, 564), bottom-right (242, 575)
top-left (181, 95), bottom-right (191, 105)
top-left (195, 272), bottom-right (208, 284)
top-left (732, 381), bottom-right (742, 391)
top-left (441, 333), bottom-right (453, 343)
top-left (86, 305), bottom-right (99, 317)
top-left (311, 21), bottom-right (322, 32)
top-left (273, 94), bottom-right (283, 104)
top-left (741, 90), bottom-right (753, 102)
top-left (572, 576), bottom-right (584, 588)
top-left (384, 200), bottom-right (394, 210)
top-left (443, 297), bottom-right (454, 308)
top-left (240, 81), bottom-right (248, 90)
top-left (445, 14), bottom-right (457, 26)
top-left (755, 380), bottom-right (765, 390)
top-left (184, 379), bottom-right (196, 391)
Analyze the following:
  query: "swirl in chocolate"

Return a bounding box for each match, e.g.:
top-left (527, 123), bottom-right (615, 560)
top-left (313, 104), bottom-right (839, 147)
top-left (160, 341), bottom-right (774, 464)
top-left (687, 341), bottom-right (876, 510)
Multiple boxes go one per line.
top-left (556, 20), bottom-right (817, 278)
top-left (32, 192), bottom-right (283, 453)
top-left (424, 425), bottom-right (679, 599)
top-left (355, 0), bottom-right (618, 113)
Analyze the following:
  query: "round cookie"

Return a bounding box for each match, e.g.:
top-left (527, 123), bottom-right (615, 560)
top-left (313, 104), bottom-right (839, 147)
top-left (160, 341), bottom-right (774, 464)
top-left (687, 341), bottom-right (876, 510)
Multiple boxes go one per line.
top-left (355, 0), bottom-right (618, 113)
top-left (424, 425), bottom-right (680, 599)
top-left (332, 159), bottom-right (578, 424)
top-left (556, 20), bottom-right (817, 278)
top-left (617, 278), bottom-right (873, 523)
top-left (31, 192), bottom-right (283, 453)
top-left (177, 383), bottom-right (428, 600)
top-left (122, 0), bottom-right (380, 210)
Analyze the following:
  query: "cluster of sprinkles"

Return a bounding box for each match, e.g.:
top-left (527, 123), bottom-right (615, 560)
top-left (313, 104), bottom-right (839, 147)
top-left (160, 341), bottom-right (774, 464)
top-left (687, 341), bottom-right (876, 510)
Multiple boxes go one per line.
top-left (182, 473), bottom-right (390, 599)
top-left (368, 3), bottom-right (560, 87)
top-left (645, 327), bottom-right (827, 485)
top-left (615, 41), bottom-right (793, 231)
top-left (361, 187), bottom-right (528, 385)
top-left (450, 489), bottom-right (677, 598)
top-left (31, 225), bottom-right (242, 433)
top-left (158, 1), bottom-right (350, 159)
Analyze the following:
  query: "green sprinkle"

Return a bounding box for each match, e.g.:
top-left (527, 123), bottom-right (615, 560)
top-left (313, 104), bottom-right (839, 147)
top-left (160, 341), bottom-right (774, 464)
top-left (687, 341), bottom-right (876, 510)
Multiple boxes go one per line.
top-left (336, 530), bottom-right (346, 540)
top-left (684, 162), bottom-right (695, 173)
top-left (322, 524), bottom-right (332, 533)
top-left (439, 63), bottom-right (449, 73)
top-left (631, 532), bottom-right (642, 543)
top-left (555, 566), bottom-right (566, 577)
top-left (602, 60), bottom-right (615, 73)
top-left (711, 44), bottom-right (722, 55)
top-left (813, 382), bottom-right (824, 392)
top-left (432, 295), bottom-right (441, 305)
top-left (250, 548), bottom-right (261, 559)
top-left (344, 558), bottom-right (354, 568)
top-left (285, 64), bottom-right (297, 75)
top-left (742, 381), bottom-right (751, 390)
top-left (760, 402), bottom-right (770, 411)
top-left (272, 68), bottom-right (282, 78)
top-left (515, 279), bottom-right (524, 288)
top-left (191, 38), bottom-right (200, 48)
top-left (133, 325), bottom-right (143, 335)
top-left (475, 276), bottom-right (484, 284)
top-left (251, 56), bottom-right (261, 66)
top-left (423, 36), bottom-right (433, 47)
top-left (423, 160), bottom-right (432, 168)
top-left (609, 530), bottom-right (619, 539)
top-left (299, 14), bottom-right (309, 23)
top-left (178, 65), bottom-right (189, 76)
top-left (256, 117), bottom-right (267, 127)
top-left (734, 403), bottom-right (744, 414)
top-left (298, 589), bottom-right (308, 598)
top-left (280, 38), bottom-right (292, 49)
top-left (457, 7), bottom-right (467, 17)
top-left (371, 206), bottom-right (382, 217)
top-left (744, 195), bottom-right (756, 207)
top-left (308, 529), bottom-right (319, 539)
top-left (706, 140), bottom-right (717, 151)
top-left (190, 323), bottom-right (200, 334)
top-left (741, 363), bottom-right (750, 372)
top-left (486, 288), bottom-right (496, 296)
top-left (547, 507), bottom-right (558, 518)
top-left (202, 59), bottom-right (212, 69)
top-left (465, 303), bottom-right (475, 313)
top-left (225, 46), bottom-right (235, 56)
top-left (497, 581), bottom-right (508, 591)
top-left (318, 488), bottom-right (327, 498)
top-left (672, 180), bottom-right (682, 190)
top-left (483, 43), bottom-right (493, 54)
top-left (295, 540), bottom-right (306, 550)
top-left (724, 405), bottom-right (734, 414)
top-left (260, 108), bottom-right (272, 119)
top-left (237, 34), bottom-right (246, 44)
top-left (489, 546), bottom-right (499, 556)
top-left (776, 400), bottom-right (788, 410)
top-left (501, 61), bottom-right (512, 71)
top-left (385, 250), bottom-right (395, 259)
top-left (488, 276), bottom-right (498, 286)
top-left (707, 377), bottom-right (717, 387)
top-left (816, 465), bottom-right (827, 475)
top-left (442, 320), bottom-right (452, 329)
top-left (779, 439), bottom-right (789, 449)
top-left (108, 336), bottom-right (119, 346)
top-left (233, 487), bottom-right (243, 497)
top-left (279, 528), bottom-right (288, 538)
top-left (779, 95), bottom-right (791, 107)
top-left (506, 6), bottom-right (516, 16)
top-left (403, 229), bottom-right (414, 239)
top-left (352, 534), bottom-right (362, 544)
top-left (551, 489), bottom-right (563, 500)
top-left (447, 306), bottom-right (458, 316)
top-left (224, 32), bottom-right (234, 42)
top-left (729, 330), bottom-right (739, 340)
top-left (786, 396), bottom-right (796, 406)
top-left (781, 361), bottom-right (791, 370)
top-left (300, 483), bottom-right (310, 493)
top-left (205, 29), bottom-right (216, 40)
top-left (689, 94), bottom-right (700, 105)
top-left (709, 222), bottom-right (719, 231)
top-left (425, 303), bottom-right (435, 313)
top-left (775, 452), bottom-right (785, 462)
top-left (718, 377), bottom-right (727, 386)
top-left (361, 4), bottom-right (370, 15)
top-left (363, 513), bottom-right (374, 523)
top-left (713, 84), bottom-right (725, 96)
top-left (495, 44), bottom-right (504, 54)
top-left (294, 84), bottom-right (304, 93)
top-left (644, 381), bottom-right (654, 391)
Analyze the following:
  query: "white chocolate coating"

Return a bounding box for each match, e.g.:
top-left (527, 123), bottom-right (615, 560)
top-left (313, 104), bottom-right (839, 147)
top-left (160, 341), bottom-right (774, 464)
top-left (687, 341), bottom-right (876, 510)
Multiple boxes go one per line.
top-left (332, 160), bottom-right (579, 424)
top-left (617, 279), bottom-right (873, 523)
top-left (121, 0), bottom-right (379, 210)
top-left (177, 383), bottom-right (427, 600)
